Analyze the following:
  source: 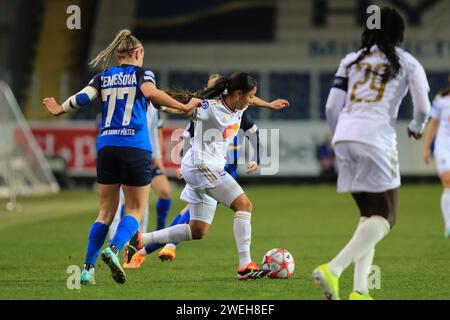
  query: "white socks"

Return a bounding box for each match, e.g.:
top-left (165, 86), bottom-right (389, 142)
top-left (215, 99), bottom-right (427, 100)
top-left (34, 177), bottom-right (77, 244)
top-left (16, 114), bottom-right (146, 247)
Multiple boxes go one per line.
top-left (234, 211), bottom-right (252, 268)
top-left (328, 215), bottom-right (390, 278)
top-left (141, 224), bottom-right (192, 246)
top-left (352, 217), bottom-right (374, 295)
top-left (441, 189), bottom-right (450, 230)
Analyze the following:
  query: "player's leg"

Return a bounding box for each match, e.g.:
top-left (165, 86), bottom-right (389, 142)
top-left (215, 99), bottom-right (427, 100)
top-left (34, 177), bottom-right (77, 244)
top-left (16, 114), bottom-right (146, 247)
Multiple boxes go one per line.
top-left (313, 142), bottom-right (395, 299)
top-left (158, 205), bottom-right (191, 261)
top-left (101, 147), bottom-right (152, 284)
top-left (140, 202), bottom-right (214, 246)
top-left (140, 184), bottom-right (216, 247)
top-left (206, 174), bottom-right (268, 280)
top-left (81, 183), bottom-right (120, 285)
top-left (438, 170), bottom-right (450, 237)
top-left (151, 171), bottom-right (172, 230)
top-left (109, 188), bottom-right (125, 241)
top-left (125, 205), bottom-right (191, 268)
top-left (81, 146), bottom-right (121, 285)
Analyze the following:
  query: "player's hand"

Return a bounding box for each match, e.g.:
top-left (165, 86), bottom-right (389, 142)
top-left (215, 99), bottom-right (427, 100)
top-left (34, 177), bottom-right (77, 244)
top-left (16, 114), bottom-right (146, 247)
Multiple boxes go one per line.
top-left (185, 98), bottom-right (203, 112)
top-left (407, 127), bottom-right (423, 140)
top-left (269, 99), bottom-right (290, 110)
top-left (246, 161), bottom-right (259, 174)
top-left (423, 148), bottom-right (432, 164)
top-left (175, 168), bottom-right (183, 180)
top-left (43, 97), bottom-right (65, 116)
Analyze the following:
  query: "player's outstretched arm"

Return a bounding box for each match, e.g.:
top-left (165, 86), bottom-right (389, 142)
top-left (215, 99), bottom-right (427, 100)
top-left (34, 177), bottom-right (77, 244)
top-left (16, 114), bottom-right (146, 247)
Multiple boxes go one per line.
top-left (42, 97), bottom-right (64, 116)
top-left (250, 96), bottom-right (289, 110)
top-left (43, 86), bottom-right (98, 116)
top-left (422, 118), bottom-right (439, 164)
top-left (141, 82), bottom-right (202, 114)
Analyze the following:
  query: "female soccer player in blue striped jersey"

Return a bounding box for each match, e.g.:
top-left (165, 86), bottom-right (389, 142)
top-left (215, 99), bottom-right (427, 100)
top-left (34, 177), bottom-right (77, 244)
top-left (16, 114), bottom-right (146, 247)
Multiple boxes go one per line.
top-left (42, 29), bottom-right (201, 285)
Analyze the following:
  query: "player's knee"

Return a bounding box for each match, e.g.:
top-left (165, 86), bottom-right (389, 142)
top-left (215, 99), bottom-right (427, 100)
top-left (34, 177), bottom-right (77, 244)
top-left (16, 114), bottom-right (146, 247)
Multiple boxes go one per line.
top-left (96, 212), bottom-right (115, 225)
top-left (158, 190), bottom-right (171, 199)
top-left (231, 195), bottom-right (253, 212)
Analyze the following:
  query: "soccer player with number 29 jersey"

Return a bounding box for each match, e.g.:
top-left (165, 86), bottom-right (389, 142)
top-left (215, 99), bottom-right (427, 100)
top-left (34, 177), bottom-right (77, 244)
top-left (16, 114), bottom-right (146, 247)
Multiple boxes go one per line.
top-left (312, 8), bottom-right (431, 300)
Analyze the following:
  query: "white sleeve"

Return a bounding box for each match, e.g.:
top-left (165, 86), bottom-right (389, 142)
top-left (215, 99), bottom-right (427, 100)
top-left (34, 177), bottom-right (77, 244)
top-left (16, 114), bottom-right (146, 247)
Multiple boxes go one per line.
top-left (430, 97), bottom-right (442, 120)
top-left (325, 88), bottom-right (347, 134)
top-left (325, 58), bottom-right (349, 134)
top-left (406, 57), bottom-right (431, 134)
top-left (61, 86), bottom-right (98, 113)
top-left (147, 105), bottom-right (161, 159)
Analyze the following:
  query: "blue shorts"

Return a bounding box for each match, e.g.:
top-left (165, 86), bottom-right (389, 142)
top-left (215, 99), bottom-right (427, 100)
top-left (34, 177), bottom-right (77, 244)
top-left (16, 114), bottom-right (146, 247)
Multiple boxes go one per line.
top-left (97, 146), bottom-right (152, 186)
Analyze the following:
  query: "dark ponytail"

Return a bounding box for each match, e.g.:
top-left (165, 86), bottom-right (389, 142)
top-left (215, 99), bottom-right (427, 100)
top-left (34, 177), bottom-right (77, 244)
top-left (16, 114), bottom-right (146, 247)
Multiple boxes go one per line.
top-left (164, 72), bottom-right (257, 104)
top-left (347, 7), bottom-right (405, 80)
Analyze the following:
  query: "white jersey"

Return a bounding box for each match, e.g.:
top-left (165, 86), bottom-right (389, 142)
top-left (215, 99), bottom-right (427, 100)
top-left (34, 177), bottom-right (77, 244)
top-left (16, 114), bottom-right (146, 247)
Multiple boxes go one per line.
top-left (431, 95), bottom-right (450, 155)
top-left (182, 99), bottom-right (245, 169)
top-left (333, 45), bottom-right (430, 150)
top-left (147, 103), bottom-right (161, 159)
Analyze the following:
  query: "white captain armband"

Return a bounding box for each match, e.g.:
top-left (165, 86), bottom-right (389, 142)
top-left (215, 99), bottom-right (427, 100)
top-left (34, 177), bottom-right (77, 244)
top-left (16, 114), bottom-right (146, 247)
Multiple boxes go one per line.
top-left (61, 86), bottom-right (98, 113)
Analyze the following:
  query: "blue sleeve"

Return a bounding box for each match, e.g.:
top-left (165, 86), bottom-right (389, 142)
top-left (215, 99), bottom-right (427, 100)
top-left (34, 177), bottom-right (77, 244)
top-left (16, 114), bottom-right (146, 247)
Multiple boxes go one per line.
top-left (137, 68), bottom-right (156, 87)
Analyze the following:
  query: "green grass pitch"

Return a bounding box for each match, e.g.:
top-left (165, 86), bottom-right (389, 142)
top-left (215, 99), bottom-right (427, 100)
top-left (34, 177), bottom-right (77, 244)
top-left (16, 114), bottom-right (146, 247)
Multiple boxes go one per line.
top-left (0, 184), bottom-right (449, 300)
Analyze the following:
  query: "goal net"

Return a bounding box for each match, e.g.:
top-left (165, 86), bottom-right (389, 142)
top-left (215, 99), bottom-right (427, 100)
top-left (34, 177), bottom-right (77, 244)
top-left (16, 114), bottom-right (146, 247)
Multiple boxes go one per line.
top-left (0, 81), bottom-right (59, 199)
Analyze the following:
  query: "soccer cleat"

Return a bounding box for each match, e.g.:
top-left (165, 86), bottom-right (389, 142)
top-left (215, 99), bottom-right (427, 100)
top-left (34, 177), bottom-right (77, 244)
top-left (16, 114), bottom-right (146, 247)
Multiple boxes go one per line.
top-left (158, 244), bottom-right (177, 262)
top-left (312, 264), bottom-right (340, 300)
top-left (80, 267), bottom-right (96, 285)
top-left (123, 252), bottom-right (147, 269)
top-left (237, 261), bottom-right (269, 280)
top-left (349, 291), bottom-right (374, 300)
top-left (124, 231), bottom-right (143, 264)
top-left (101, 247), bottom-right (126, 284)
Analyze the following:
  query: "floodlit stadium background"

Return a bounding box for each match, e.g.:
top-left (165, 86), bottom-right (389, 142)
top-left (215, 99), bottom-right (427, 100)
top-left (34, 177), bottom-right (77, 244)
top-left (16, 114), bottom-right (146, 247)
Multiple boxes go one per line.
top-left (1, 0), bottom-right (449, 184)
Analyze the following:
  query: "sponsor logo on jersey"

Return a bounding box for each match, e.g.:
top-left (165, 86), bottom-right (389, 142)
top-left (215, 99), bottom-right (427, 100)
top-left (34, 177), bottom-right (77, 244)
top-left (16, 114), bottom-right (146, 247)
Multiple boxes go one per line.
top-left (201, 101), bottom-right (210, 109)
top-left (145, 70), bottom-right (154, 76)
top-left (217, 168), bottom-right (227, 176)
top-left (223, 123), bottom-right (239, 139)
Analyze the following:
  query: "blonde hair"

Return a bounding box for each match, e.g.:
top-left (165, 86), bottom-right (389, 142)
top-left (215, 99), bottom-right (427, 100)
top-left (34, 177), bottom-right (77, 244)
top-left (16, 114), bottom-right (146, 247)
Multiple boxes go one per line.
top-left (89, 29), bottom-right (143, 69)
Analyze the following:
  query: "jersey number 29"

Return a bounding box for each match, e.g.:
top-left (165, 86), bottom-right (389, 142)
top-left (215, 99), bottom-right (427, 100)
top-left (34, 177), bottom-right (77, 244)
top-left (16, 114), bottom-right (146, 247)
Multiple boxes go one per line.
top-left (350, 63), bottom-right (389, 104)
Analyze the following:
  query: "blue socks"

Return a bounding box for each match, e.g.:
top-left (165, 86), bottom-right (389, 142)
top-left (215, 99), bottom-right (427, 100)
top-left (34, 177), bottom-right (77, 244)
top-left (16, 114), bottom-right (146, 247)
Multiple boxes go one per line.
top-left (156, 198), bottom-right (172, 230)
top-left (110, 215), bottom-right (139, 252)
top-left (144, 209), bottom-right (191, 254)
top-left (84, 221), bottom-right (109, 266)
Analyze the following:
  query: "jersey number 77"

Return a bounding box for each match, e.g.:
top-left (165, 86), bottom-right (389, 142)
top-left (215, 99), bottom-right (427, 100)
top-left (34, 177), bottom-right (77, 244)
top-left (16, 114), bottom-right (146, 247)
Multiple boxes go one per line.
top-left (102, 87), bottom-right (137, 127)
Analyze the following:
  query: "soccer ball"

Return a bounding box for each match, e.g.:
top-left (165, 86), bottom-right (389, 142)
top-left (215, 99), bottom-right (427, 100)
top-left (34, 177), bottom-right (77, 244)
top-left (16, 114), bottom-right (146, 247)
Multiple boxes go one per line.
top-left (262, 248), bottom-right (295, 279)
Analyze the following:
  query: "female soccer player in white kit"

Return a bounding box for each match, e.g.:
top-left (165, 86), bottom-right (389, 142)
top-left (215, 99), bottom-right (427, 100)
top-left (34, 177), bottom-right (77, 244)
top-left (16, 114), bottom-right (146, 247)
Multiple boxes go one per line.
top-left (313, 7), bottom-right (431, 300)
top-left (138, 72), bottom-right (289, 279)
top-left (423, 78), bottom-right (450, 237)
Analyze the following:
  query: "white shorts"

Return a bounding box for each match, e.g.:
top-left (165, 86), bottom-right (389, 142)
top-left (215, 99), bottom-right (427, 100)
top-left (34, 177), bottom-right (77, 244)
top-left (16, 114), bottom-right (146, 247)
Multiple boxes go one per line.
top-left (435, 151), bottom-right (450, 175)
top-left (334, 142), bottom-right (400, 193)
top-left (180, 164), bottom-right (244, 224)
